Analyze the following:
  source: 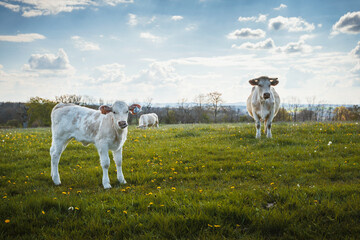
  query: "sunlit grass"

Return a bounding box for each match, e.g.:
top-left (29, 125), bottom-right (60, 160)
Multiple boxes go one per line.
top-left (1, 122), bottom-right (359, 239)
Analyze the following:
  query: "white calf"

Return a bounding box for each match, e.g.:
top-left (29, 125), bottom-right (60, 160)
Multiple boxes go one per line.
top-left (246, 76), bottom-right (280, 138)
top-left (50, 101), bottom-right (141, 189)
top-left (138, 113), bottom-right (159, 129)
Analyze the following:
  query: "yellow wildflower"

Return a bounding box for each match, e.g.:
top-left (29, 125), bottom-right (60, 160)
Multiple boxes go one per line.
top-left (5, 219), bottom-right (10, 223)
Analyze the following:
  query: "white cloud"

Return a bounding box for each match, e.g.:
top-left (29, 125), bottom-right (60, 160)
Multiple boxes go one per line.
top-left (71, 36), bottom-right (100, 51)
top-left (23, 49), bottom-right (74, 72)
top-left (131, 62), bottom-right (182, 86)
top-left (276, 39), bottom-right (322, 54)
top-left (185, 24), bottom-right (197, 31)
top-left (171, 15), bottom-right (183, 21)
top-left (128, 13), bottom-right (138, 26)
top-left (331, 11), bottom-right (360, 36)
top-left (268, 16), bottom-right (315, 32)
top-left (0, 0), bottom-right (133, 17)
top-left (351, 41), bottom-right (360, 58)
top-left (101, 0), bottom-right (134, 7)
top-left (0, 33), bottom-right (45, 42)
top-left (140, 32), bottom-right (164, 43)
top-left (274, 4), bottom-right (287, 11)
top-left (232, 38), bottom-right (275, 50)
top-left (0, 1), bottom-right (20, 12)
top-left (227, 28), bottom-right (266, 39)
top-left (238, 14), bottom-right (267, 23)
top-left (90, 63), bottom-right (128, 84)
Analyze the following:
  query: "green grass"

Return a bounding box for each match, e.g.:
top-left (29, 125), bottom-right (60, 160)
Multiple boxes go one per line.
top-left (1, 122), bottom-right (359, 239)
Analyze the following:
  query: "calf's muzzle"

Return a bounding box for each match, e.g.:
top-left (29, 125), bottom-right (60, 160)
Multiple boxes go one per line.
top-left (263, 93), bottom-right (270, 99)
top-left (118, 121), bottom-right (128, 129)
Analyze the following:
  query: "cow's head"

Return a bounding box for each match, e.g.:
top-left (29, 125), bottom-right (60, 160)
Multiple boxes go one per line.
top-left (99, 101), bottom-right (141, 129)
top-left (249, 76), bottom-right (279, 100)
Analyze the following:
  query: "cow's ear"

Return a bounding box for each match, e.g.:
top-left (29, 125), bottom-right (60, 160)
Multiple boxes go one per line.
top-left (249, 78), bottom-right (259, 86)
top-left (129, 104), bottom-right (141, 115)
top-left (99, 105), bottom-right (112, 114)
top-left (270, 78), bottom-right (279, 86)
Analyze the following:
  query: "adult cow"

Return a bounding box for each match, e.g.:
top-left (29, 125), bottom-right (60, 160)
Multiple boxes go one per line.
top-left (246, 76), bottom-right (280, 138)
top-left (50, 101), bottom-right (141, 189)
top-left (138, 113), bottom-right (159, 129)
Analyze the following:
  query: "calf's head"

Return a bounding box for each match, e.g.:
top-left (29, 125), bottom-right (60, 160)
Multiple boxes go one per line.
top-left (249, 76), bottom-right (279, 100)
top-left (99, 101), bottom-right (141, 129)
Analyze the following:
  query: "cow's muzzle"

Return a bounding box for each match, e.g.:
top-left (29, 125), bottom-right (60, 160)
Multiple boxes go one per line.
top-left (118, 121), bottom-right (128, 129)
top-left (263, 93), bottom-right (270, 99)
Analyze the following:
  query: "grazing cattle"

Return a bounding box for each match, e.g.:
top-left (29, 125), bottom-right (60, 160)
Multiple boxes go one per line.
top-left (50, 101), bottom-right (141, 189)
top-left (138, 113), bottom-right (159, 129)
top-left (246, 76), bottom-right (280, 138)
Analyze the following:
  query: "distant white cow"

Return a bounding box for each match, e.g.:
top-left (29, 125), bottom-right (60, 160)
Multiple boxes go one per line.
top-left (138, 113), bottom-right (159, 129)
top-left (246, 76), bottom-right (280, 138)
top-left (50, 101), bottom-right (141, 189)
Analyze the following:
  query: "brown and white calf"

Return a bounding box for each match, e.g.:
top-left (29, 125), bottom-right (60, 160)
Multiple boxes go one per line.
top-left (246, 76), bottom-right (280, 138)
top-left (50, 101), bottom-right (141, 189)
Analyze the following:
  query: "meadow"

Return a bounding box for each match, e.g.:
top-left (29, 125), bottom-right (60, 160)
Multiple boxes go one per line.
top-left (0, 122), bottom-right (359, 239)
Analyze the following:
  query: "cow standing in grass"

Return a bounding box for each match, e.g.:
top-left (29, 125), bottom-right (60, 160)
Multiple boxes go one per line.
top-left (138, 113), bottom-right (159, 129)
top-left (50, 101), bottom-right (141, 189)
top-left (246, 76), bottom-right (280, 138)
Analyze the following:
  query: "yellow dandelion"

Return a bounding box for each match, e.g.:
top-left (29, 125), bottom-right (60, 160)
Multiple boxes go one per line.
top-left (149, 202), bottom-right (153, 205)
top-left (5, 219), bottom-right (10, 223)
top-left (270, 182), bottom-right (275, 185)
top-left (123, 210), bottom-right (127, 214)
top-left (214, 225), bottom-right (221, 228)
top-left (171, 187), bottom-right (176, 191)
top-left (157, 187), bottom-right (161, 190)
top-left (107, 210), bottom-right (111, 213)
top-left (75, 207), bottom-right (79, 210)
top-left (199, 189), bottom-right (203, 193)
top-left (230, 186), bottom-right (235, 189)
top-left (208, 224), bottom-right (213, 228)
top-left (62, 192), bottom-right (67, 195)
top-left (3, 196), bottom-right (7, 199)
top-left (42, 211), bottom-right (45, 215)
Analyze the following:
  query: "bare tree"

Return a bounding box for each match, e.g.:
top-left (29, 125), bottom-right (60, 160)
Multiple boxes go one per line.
top-left (288, 97), bottom-right (301, 122)
top-left (55, 94), bottom-right (82, 105)
top-left (194, 94), bottom-right (206, 123)
top-left (207, 92), bottom-right (223, 123)
top-left (143, 97), bottom-right (153, 113)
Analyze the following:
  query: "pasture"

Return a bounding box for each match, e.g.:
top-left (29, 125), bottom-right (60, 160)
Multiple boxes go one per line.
top-left (1, 122), bottom-right (359, 239)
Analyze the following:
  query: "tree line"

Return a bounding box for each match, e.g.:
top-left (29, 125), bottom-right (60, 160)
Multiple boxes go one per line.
top-left (0, 94), bottom-right (359, 128)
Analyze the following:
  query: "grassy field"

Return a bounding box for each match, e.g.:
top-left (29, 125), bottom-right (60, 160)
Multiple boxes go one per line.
top-left (0, 122), bottom-right (359, 239)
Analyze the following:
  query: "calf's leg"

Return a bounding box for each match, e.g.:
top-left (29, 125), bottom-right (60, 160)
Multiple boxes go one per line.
top-left (50, 137), bottom-right (69, 185)
top-left (253, 114), bottom-right (261, 138)
top-left (113, 148), bottom-right (127, 184)
top-left (97, 146), bottom-right (112, 189)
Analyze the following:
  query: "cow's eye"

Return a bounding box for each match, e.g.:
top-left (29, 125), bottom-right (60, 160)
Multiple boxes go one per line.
top-left (126, 110), bottom-right (129, 114)
top-left (113, 111), bottom-right (116, 114)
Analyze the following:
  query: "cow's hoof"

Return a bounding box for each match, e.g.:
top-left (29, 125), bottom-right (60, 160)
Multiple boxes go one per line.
top-left (119, 179), bottom-right (127, 184)
top-left (103, 183), bottom-right (112, 189)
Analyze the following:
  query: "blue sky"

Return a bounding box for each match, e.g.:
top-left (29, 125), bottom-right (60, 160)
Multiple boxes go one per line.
top-left (0, 0), bottom-right (359, 104)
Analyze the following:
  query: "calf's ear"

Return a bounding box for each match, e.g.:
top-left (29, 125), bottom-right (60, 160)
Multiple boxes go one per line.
top-left (99, 105), bottom-right (113, 114)
top-left (249, 78), bottom-right (259, 86)
top-left (270, 78), bottom-right (279, 86)
top-left (129, 104), bottom-right (141, 115)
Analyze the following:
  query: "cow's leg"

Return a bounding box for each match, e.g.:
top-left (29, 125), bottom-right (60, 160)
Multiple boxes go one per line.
top-left (113, 148), bottom-right (127, 184)
top-left (264, 119), bottom-right (268, 135)
top-left (266, 121), bottom-right (272, 138)
top-left (266, 112), bottom-right (275, 138)
top-left (253, 114), bottom-right (261, 138)
top-left (97, 146), bottom-right (112, 189)
top-left (50, 137), bottom-right (69, 185)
